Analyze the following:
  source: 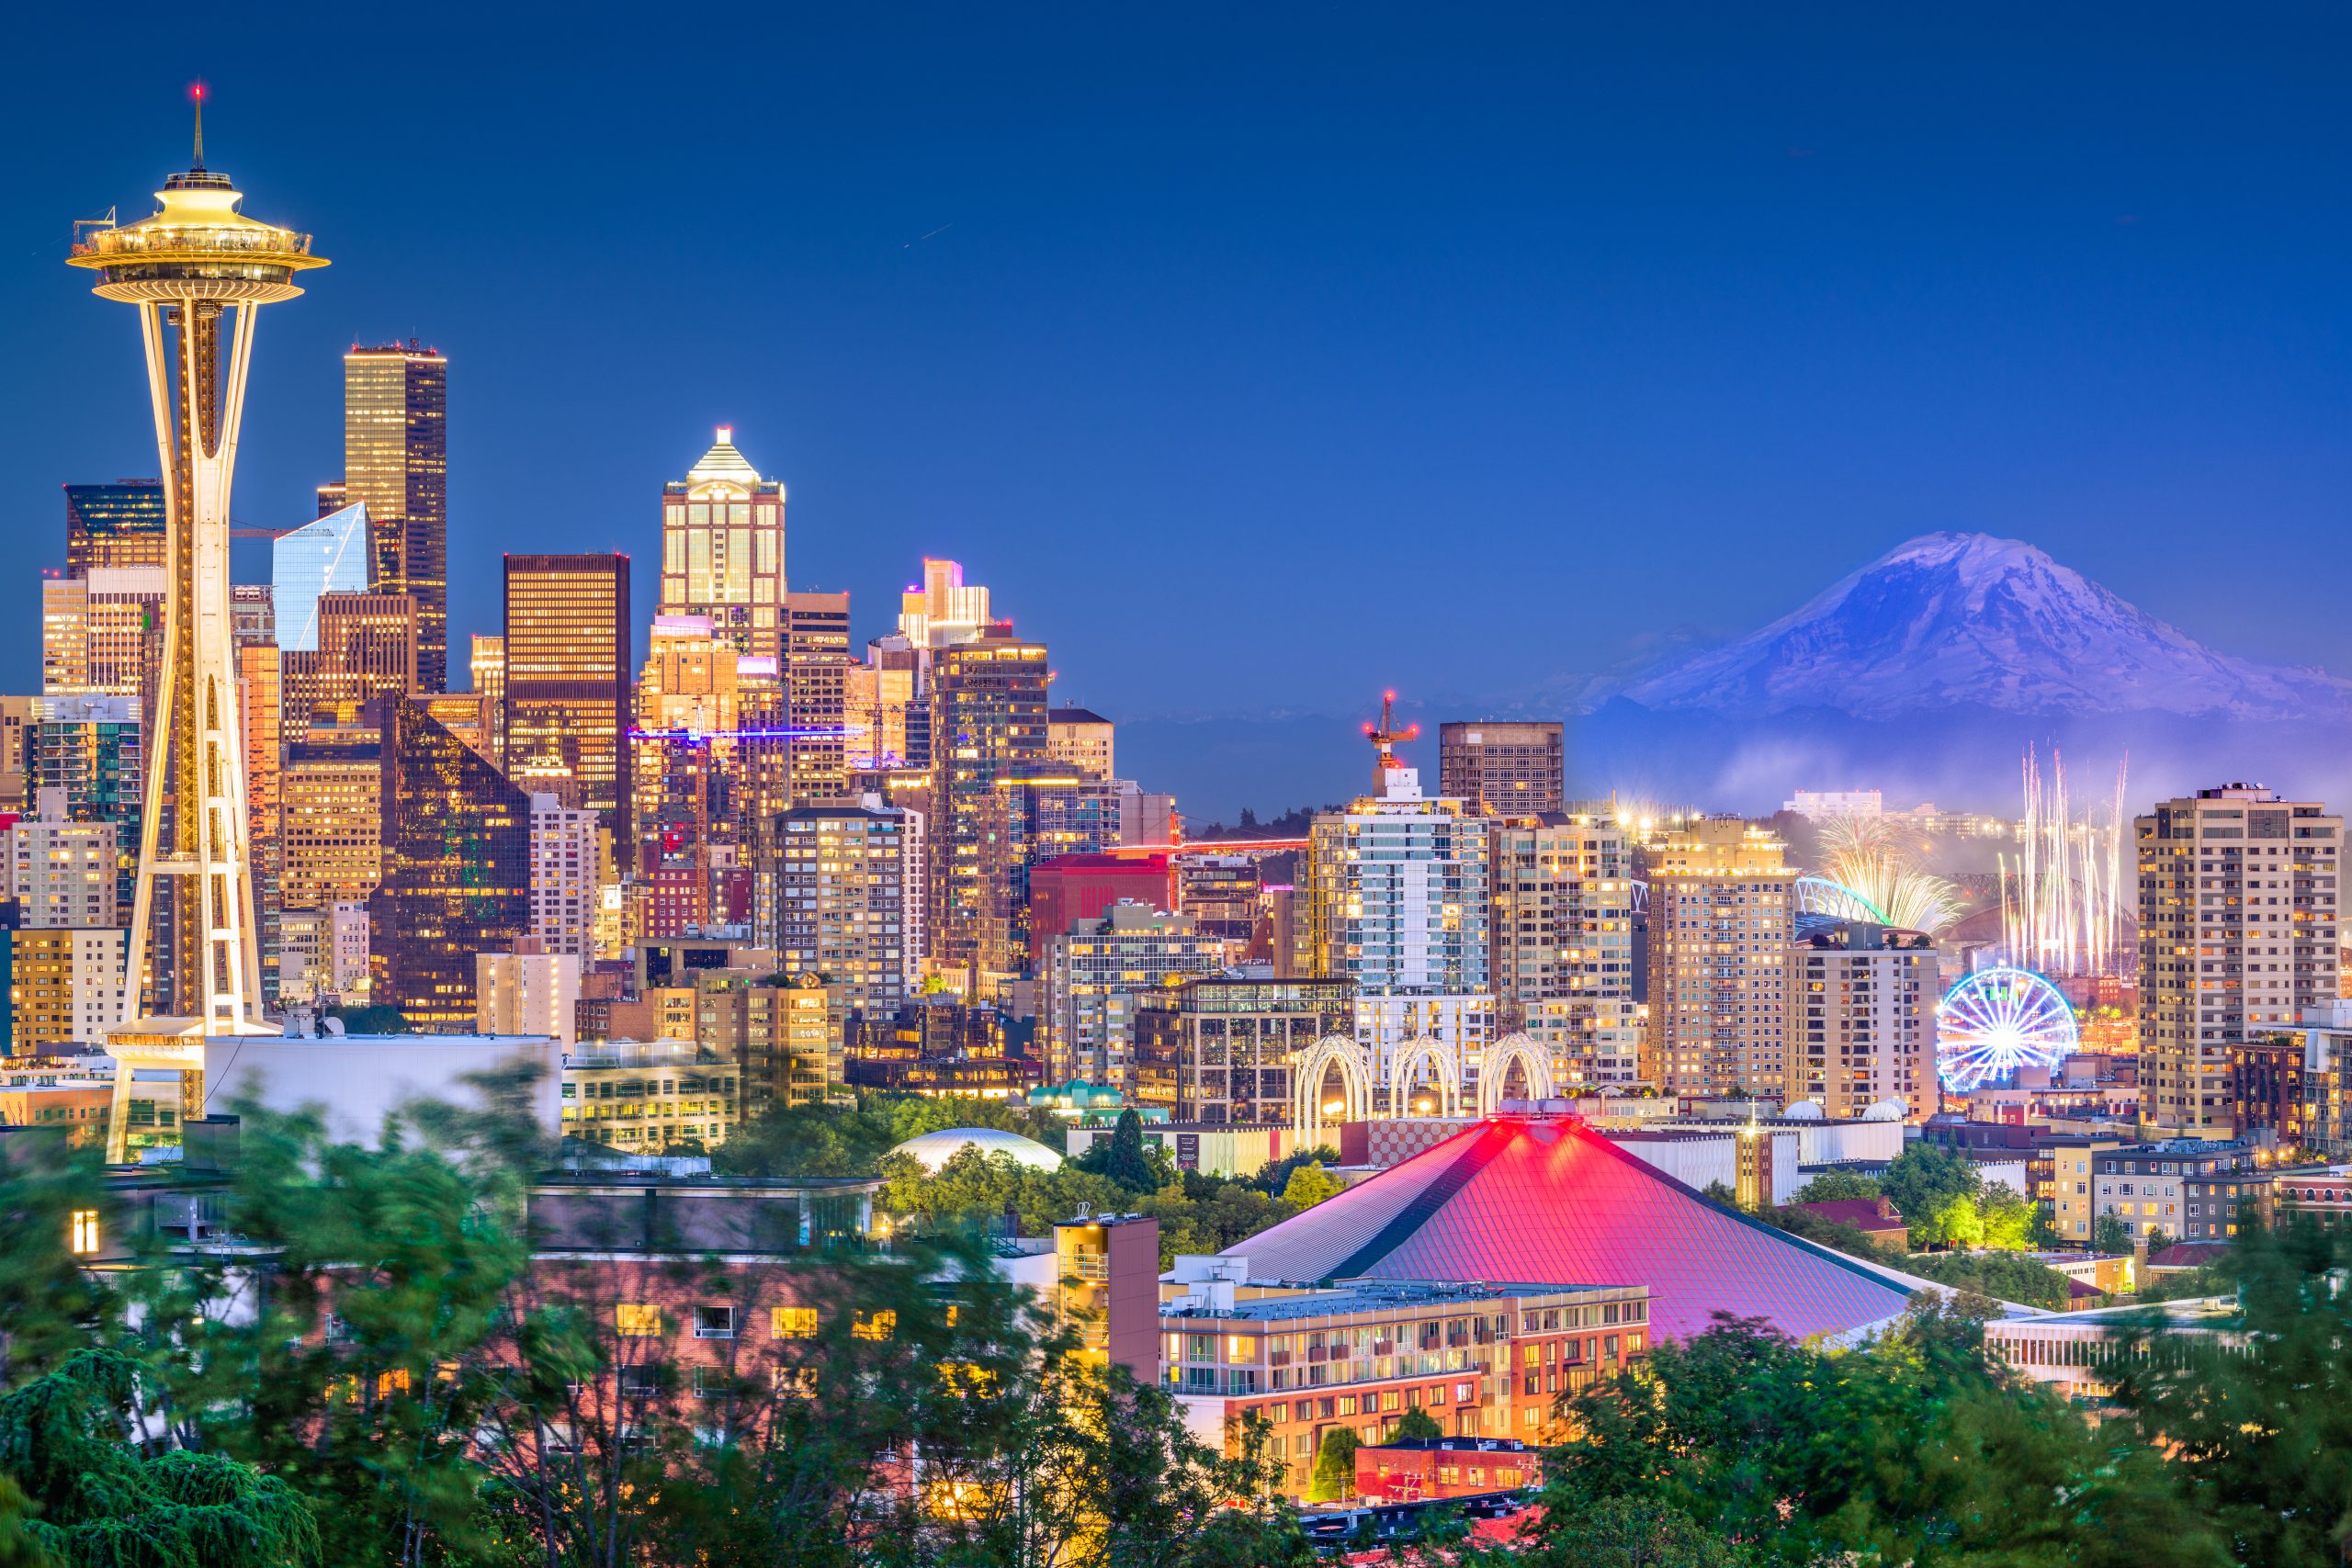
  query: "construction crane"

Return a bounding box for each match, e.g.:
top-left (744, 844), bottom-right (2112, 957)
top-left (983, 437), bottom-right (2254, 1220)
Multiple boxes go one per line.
top-left (1363, 687), bottom-right (1418, 771)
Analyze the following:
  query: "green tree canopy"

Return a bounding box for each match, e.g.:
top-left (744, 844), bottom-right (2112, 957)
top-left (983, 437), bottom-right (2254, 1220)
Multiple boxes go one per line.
top-left (1278, 1161), bottom-right (1341, 1210)
top-left (0, 1348), bottom-right (322, 1568)
top-left (1306, 1426), bottom-right (1361, 1503)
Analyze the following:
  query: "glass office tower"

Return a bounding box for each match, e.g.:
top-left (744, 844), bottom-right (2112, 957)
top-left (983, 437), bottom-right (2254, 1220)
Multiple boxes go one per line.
top-left (504, 553), bottom-right (632, 835)
top-left (272, 501), bottom-right (372, 653)
top-left (343, 344), bottom-right (448, 690)
top-left (63, 480), bottom-right (168, 578)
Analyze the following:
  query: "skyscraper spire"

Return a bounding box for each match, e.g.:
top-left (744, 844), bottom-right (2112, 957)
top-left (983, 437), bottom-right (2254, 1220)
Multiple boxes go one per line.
top-left (191, 84), bottom-right (205, 170)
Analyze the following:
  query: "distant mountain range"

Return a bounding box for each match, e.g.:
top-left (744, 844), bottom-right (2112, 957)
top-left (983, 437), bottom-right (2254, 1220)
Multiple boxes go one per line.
top-left (1123, 531), bottom-right (2352, 820)
top-left (1616, 531), bottom-right (2352, 722)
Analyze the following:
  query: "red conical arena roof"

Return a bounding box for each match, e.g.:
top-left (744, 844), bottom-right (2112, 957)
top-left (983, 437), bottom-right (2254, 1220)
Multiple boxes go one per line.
top-left (1222, 1116), bottom-right (1917, 1342)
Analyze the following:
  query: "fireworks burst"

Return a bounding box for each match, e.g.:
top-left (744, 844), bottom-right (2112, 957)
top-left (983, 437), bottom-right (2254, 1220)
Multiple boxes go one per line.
top-left (1999, 747), bottom-right (2129, 976)
top-left (1814, 815), bottom-right (1962, 933)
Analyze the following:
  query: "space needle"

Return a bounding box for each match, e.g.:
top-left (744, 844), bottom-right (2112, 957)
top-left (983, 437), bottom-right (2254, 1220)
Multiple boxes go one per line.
top-left (69, 94), bottom-right (324, 1148)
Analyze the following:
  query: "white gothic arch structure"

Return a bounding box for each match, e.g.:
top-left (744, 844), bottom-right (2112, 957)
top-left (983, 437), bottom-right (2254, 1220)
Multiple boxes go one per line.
top-left (1478, 1032), bottom-right (1556, 1114)
top-left (1387, 1036), bottom-right (1463, 1119)
top-left (1292, 1034), bottom-right (1374, 1140)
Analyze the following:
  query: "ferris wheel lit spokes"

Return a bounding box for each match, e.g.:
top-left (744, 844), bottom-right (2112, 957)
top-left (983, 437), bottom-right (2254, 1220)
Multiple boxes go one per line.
top-left (1938, 967), bottom-right (2079, 1092)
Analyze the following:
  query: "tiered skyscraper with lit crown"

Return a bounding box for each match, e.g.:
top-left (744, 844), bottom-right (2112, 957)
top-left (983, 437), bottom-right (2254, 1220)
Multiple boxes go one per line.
top-left (69, 100), bottom-right (324, 1150)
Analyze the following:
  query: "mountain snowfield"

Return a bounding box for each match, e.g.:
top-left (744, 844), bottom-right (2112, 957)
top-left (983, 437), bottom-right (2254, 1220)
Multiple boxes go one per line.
top-left (1619, 531), bottom-right (2352, 721)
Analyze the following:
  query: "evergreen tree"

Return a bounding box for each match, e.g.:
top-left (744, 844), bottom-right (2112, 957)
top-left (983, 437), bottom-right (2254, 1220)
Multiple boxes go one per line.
top-left (1102, 1110), bottom-right (1157, 1193)
top-left (0, 1348), bottom-right (322, 1568)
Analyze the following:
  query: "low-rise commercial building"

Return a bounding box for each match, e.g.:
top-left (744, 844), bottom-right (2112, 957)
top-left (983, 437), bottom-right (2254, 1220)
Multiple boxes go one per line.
top-left (1160, 1267), bottom-right (1650, 1496)
top-left (561, 1039), bottom-right (742, 1151)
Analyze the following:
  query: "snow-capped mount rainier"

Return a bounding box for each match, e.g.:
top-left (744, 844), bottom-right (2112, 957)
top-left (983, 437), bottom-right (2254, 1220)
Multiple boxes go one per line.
top-left (1619, 531), bottom-right (2352, 721)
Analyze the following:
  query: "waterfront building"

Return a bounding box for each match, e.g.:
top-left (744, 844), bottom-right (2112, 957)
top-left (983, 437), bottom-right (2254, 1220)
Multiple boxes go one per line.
top-left (1046, 706), bottom-right (1114, 780)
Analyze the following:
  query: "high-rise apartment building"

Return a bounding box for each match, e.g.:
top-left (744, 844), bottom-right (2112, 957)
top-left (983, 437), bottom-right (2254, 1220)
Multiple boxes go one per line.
top-left (0, 695), bottom-right (36, 814)
top-left (694, 972), bottom-right (838, 1112)
top-left (2137, 784), bottom-right (2342, 1139)
top-left (1043, 902), bottom-right (1228, 1086)
top-left (1300, 763), bottom-right (1490, 996)
top-left (41, 568), bottom-right (164, 706)
top-left (1643, 818), bottom-right (1797, 1098)
top-left (233, 604), bottom-right (282, 981)
top-left (786, 590), bottom-right (853, 805)
top-left (1046, 707), bottom-right (1114, 780)
top-left (341, 344), bottom-right (447, 690)
top-left (1487, 811), bottom-right (1639, 1089)
top-left (476, 945), bottom-right (582, 1044)
top-left (279, 591), bottom-right (418, 744)
top-left (1786, 921), bottom-right (1936, 1120)
top-left (845, 662), bottom-right (917, 772)
top-left (1440, 721), bottom-right (1564, 817)
top-left (279, 710), bottom-right (383, 914)
top-left (369, 697), bottom-right (530, 1028)
top-left (31, 695), bottom-right (141, 920)
top-left (775, 800), bottom-right (908, 1029)
top-left (469, 634), bottom-right (506, 764)
top-left (929, 637), bottom-right (1050, 968)
top-left (277, 903), bottom-right (370, 1006)
top-left (657, 429), bottom-right (786, 660)
top-left (271, 501), bottom-right (371, 653)
top-left (528, 793), bottom-right (601, 957)
top-left (6, 789), bottom-right (119, 930)
top-left (504, 553), bottom-right (632, 834)
top-left (10, 929), bottom-right (128, 1051)
top-left (978, 766), bottom-right (1122, 977)
top-left (63, 481), bottom-right (167, 578)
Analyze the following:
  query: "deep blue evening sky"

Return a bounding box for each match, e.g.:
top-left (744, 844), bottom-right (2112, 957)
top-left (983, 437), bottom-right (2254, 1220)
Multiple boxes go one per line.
top-left (7, 5), bottom-right (2348, 739)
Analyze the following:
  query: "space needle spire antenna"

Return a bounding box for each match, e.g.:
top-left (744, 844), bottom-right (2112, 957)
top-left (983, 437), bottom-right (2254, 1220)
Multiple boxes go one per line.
top-left (69, 94), bottom-right (329, 1156)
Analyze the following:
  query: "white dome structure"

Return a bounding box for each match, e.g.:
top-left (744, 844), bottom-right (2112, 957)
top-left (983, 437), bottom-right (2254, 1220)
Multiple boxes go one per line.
top-left (1781, 1100), bottom-right (1825, 1122)
top-left (890, 1126), bottom-right (1063, 1173)
top-left (1860, 1099), bottom-right (1908, 1122)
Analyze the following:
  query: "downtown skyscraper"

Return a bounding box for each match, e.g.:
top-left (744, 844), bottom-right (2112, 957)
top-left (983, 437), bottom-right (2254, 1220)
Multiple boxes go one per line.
top-left (504, 553), bottom-right (632, 834)
top-left (658, 429), bottom-right (786, 661)
top-left (341, 344), bottom-right (448, 691)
